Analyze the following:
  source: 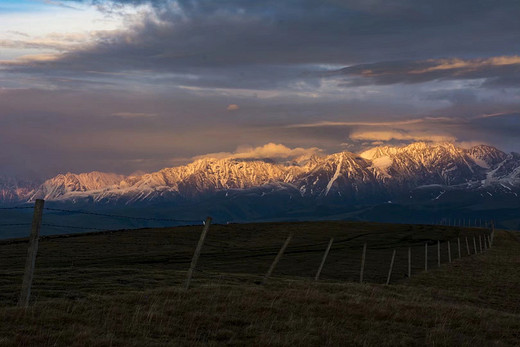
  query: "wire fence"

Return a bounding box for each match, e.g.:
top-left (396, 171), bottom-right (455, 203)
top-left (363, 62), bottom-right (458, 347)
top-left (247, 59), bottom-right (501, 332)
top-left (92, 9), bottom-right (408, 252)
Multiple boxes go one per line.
top-left (0, 204), bottom-right (204, 240)
top-left (43, 207), bottom-right (202, 224)
top-left (0, 201), bottom-right (495, 306)
top-left (0, 206), bottom-right (34, 210)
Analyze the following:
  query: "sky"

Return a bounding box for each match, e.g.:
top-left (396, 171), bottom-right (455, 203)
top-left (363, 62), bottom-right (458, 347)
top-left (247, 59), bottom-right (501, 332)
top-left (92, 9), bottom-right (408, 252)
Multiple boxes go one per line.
top-left (1, 0), bottom-right (520, 179)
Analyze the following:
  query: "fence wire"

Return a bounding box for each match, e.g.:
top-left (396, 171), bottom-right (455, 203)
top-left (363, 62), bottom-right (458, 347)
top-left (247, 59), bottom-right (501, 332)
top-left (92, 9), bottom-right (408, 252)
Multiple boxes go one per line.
top-left (0, 206), bottom-right (33, 210)
top-left (42, 223), bottom-right (109, 231)
top-left (1, 204), bottom-right (204, 241)
top-left (43, 207), bottom-right (203, 224)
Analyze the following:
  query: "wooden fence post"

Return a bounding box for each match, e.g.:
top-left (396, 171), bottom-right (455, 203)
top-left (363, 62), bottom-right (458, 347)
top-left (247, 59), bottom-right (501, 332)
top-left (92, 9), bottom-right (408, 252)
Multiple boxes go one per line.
top-left (473, 237), bottom-right (477, 254)
top-left (488, 235), bottom-right (492, 248)
top-left (18, 199), bottom-right (45, 307)
top-left (437, 240), bottom-right (441, 267)
top-left (185, 217), bottom-right (212, 290)
top-left (386, 249), bottom-right (396, 285)
top-left (491, 221), bottom-right (495, 245)
top-left (457, 238), bottom-right (461, 259)
top-left (483, 234), bottom-right (488, 251)
top-left (479, 235), bottom-right (483, 253)
top-left (263, 233), bottom-right (293, 284)
top-left (465, 237), bottom-right (470, 255)
top-left (315, 238), bottom-right (334, 281)
top-left (360, 243), bottom-right (367, 283)
top-left (408, 247), bottom-right (411, 278)
top-left (447, 241), bottom-right (452, 263)
top-left (425, 242), bottom-right (428, 272)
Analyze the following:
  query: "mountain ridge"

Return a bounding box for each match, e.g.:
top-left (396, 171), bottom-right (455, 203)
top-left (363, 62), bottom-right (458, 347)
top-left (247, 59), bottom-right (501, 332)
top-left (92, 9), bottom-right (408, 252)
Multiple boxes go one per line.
top-left (4, 141), bottom-right (520, 232)
top-left (2, 142), bottom-right (520, 208)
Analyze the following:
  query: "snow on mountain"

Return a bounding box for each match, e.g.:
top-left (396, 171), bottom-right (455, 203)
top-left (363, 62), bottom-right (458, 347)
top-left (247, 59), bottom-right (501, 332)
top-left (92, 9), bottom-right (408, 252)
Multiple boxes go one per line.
top-left (3, 142), bottom-right (520, 206)
top-left (0, 176), bottom-right (39, 204)
top-left (467, 145), bottom-right (508, 169)
top-left (361, 142), bottom-right (485, 185)
top-left (484, 152), bottom-right (520, 183)
top-left (30, 172), bottom-right (125, 201)
top-left (359, 145), bottom-right (400, 161)
top-left (297, 152), bottom-right (381, 200)
top-left (117, 158), bottom-right (305, 199)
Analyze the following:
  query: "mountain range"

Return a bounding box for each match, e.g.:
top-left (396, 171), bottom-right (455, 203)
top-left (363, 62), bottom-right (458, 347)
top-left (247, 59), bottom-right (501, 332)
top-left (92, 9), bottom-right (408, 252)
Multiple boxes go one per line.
top-left (2, 142), bottom-right (520, 230)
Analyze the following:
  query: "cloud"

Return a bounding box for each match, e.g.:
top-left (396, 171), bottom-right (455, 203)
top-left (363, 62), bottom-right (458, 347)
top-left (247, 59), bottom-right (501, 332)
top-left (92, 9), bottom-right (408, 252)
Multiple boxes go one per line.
top-left (0, 32), bottom-right (103, 52)
top-left (1, 53), bottom-right (60, 64)
top-left (4, 0), bottom-right (520, 91)
top-left (283, 117), bottom-right (454, 128)
top-left (335, 56), bottom-right (520, 86)
top-left (226, 104), bottom-right (239, 111)
top-left (411, 56), bottom-right (520, 74)
top-left (112, 112), bottom-right (157, 118)
top-left (349, 130), bottom-right (456, 143)
top-left (39, 0), bottom-right (81, 9)
top-left (3, 0), bottom-right (520, 178)
top-left (192, 143), bottom-right (322, 161)
top-left (86, 0), bottom-right (168, 8)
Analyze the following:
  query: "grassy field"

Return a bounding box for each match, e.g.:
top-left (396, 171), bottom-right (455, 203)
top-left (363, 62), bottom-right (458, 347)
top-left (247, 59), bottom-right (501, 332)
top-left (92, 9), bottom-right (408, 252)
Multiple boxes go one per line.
top-left (0, 221), bottom-right (517, 346)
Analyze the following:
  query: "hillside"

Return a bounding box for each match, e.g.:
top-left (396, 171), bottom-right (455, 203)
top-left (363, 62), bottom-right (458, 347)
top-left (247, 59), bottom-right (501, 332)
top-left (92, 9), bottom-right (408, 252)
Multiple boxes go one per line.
top-left (1, 221), bottom-right (518, 345)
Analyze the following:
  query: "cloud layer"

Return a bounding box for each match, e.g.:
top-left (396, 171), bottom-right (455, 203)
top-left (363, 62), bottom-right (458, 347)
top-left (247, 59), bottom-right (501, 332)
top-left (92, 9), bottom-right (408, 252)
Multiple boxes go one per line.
top-left (334, 56), bottom-right (520, 87)
top-left (1, 0), bottom-right (520, 178)
top-left (193, 143), bottom-right (322, 162)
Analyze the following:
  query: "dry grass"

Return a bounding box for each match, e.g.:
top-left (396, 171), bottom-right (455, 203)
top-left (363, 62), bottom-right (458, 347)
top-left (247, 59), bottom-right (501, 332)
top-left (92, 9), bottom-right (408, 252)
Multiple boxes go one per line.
top-left (0, 221), bottom-right (518, 346)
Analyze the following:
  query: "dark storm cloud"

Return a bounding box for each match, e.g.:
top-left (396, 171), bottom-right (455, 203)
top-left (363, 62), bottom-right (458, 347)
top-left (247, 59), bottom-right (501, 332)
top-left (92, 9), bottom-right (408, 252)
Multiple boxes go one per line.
top-left (7, 0), bottom-right (520, 90)
top-left (3, 0), bottom-right (520, 178)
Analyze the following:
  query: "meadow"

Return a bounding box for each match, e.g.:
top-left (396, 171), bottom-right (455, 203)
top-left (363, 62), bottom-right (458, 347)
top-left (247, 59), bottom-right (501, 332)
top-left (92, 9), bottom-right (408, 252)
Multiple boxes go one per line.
top-left (0, 221), bottom-right (517, 346)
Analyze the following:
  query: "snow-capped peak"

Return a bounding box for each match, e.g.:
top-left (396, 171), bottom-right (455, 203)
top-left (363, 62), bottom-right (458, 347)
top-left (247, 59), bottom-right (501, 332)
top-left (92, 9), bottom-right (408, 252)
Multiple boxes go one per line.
top-left (467, 145), bottom-right (507, 168)
top-left (1, 142), bottom-right (518, 207)
top-left (31, 172), bottom-right (125, 201)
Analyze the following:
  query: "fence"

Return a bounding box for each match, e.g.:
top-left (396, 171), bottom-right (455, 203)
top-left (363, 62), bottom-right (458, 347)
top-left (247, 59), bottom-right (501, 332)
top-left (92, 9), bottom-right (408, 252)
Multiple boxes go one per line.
top-left (0, 200), bottom-right (495, 307)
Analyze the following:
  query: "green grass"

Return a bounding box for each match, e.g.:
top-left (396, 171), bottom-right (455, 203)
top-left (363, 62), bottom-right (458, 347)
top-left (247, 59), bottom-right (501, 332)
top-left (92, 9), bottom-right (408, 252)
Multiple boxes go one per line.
top-left (1, 221), bottom-right (517, 346)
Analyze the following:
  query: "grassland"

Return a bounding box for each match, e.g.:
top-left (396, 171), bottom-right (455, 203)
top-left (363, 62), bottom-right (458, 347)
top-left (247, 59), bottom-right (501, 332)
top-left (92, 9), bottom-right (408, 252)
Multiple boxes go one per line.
top-left (0, 221), bottom-right (518, 346)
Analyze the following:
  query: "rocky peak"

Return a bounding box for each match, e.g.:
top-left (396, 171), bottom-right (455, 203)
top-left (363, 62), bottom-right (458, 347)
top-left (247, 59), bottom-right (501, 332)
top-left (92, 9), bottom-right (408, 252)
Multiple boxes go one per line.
top-left (467, 145), bottom-right (507, 168)
top-left (7, 141), bottom-right (519, 205)
top-left (31, 171), bottom-right (125, 200)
